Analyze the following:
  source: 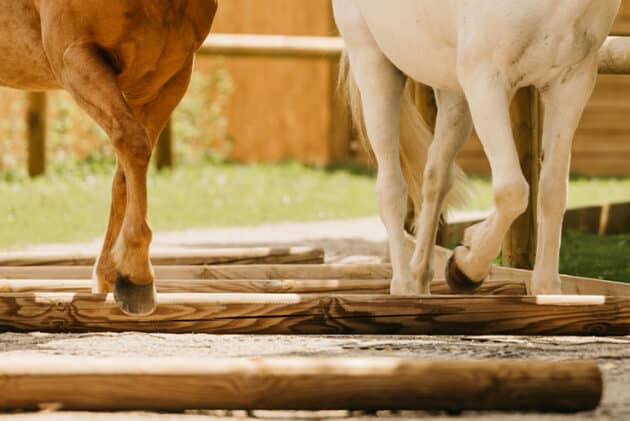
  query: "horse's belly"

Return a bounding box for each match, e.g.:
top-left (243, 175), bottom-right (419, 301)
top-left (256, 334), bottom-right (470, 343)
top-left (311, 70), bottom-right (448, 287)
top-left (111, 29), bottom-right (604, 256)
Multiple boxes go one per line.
top-left (0, 1), bottom-right (59, 90)
top-left (358, 0), bottom-right (460, 90)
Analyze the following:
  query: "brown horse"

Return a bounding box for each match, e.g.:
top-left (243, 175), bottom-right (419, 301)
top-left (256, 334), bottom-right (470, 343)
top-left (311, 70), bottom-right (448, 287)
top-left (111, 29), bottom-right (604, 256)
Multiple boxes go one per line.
top-left (2, 1), bottom-right (217, 314)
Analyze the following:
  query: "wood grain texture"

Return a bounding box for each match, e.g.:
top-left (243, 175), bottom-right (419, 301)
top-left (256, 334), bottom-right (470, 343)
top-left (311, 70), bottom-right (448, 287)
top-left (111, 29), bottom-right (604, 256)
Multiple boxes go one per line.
top-left (0, 278), bottom-right (526, 295)
top-left (0, 247), bottom-right (324, 266)
top-left (0, 263), bottom-right (392, 280)
top-left (0, 357), bottom-right (601, 412)
top-left (502, 87), bottom-right (541, 270)
top-left (612, 1), bottom-right (630, 36)
top-left (0, 293), bottom-right (628, 335)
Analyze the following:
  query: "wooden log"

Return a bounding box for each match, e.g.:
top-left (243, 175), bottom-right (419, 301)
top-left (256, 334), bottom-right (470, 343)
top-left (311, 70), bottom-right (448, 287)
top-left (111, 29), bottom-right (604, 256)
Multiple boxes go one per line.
top-left (0, 292), bottom-right (628, 335)
top-left (502, 86), bottom-right (541, 269)
top-left (199, 34), bottom-right (345, 59)
top-left (0, 356), bottom-right (601, 412)
top-left (26, 92), bottom-right (47, 178)
top-left (599, 36), bottom-right (630, 74)
top-left (0, 246), bottom-right (324, 266)
top-left (0, 278), bottom-right (526, 295)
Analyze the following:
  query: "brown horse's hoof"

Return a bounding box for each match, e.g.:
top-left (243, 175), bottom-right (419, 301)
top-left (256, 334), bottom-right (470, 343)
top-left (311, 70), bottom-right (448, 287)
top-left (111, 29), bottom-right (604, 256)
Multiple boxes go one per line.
top-left (114, 274), bottom-right (157, 316)
top-left (445, 255), bottom-right (485, 293)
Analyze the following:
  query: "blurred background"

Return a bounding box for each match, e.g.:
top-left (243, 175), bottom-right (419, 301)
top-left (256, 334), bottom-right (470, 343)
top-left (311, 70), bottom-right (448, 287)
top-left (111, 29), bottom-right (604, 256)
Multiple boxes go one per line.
top-left (0, 0), bottom-right (628, 281)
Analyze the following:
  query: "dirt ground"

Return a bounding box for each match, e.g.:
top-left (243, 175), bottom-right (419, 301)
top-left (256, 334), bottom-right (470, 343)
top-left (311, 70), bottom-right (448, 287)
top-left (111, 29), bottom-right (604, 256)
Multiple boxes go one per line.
top-left (1, 217), bottom-right (629, 420)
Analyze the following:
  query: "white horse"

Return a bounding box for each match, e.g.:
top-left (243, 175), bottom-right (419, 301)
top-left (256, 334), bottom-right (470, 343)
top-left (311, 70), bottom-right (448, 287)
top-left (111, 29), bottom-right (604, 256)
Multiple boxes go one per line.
top-left (334, 0), bottom-right (620, 295)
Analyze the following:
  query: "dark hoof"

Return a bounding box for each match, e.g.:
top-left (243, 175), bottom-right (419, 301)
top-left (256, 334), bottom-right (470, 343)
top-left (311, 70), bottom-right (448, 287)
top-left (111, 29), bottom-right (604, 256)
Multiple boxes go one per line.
top-left (445, 255), bottom-right (484, 293)
top-left (114, 274), bottom-right (157, 316)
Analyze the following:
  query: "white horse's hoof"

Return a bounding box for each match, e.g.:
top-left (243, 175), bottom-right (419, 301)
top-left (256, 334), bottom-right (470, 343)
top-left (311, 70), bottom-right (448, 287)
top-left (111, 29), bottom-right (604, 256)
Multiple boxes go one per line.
top-left (445, 255), bottom-right (485, 293)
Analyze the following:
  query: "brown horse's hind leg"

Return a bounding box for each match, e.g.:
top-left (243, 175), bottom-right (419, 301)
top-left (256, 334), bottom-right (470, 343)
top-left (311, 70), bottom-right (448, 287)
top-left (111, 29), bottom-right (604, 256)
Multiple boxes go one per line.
top-left (60, 41), bottom-right (155, 315)
top-left (93, 59), bottom-right (195, 310)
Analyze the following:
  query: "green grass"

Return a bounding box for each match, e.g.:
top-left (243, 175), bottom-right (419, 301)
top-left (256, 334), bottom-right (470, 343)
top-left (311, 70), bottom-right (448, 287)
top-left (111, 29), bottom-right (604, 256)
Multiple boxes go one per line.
top-left (560, 231), bottom-right (630, 282)
top-left (0, 161), bottom-right (377, 249)
top-left (1, 162), bottom-right (628, 282)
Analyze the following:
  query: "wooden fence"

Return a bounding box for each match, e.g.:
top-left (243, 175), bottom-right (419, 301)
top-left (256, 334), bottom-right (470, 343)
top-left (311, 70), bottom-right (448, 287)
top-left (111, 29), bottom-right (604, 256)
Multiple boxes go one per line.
top-left (18, 1), bottom-right (630, 176)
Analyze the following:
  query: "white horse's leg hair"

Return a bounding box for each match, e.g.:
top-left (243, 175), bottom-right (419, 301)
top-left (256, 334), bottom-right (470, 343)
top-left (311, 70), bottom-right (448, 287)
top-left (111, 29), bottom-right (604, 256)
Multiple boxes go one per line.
top-left (411, 89), bottom-right (472, 291)
top-left (531, 60), bottom-right (598, 294)
top-left (454, 67), bottom-right (530, 282)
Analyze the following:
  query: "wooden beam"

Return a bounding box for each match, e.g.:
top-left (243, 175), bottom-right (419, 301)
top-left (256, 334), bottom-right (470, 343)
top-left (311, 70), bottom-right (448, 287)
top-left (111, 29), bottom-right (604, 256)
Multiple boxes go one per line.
top-left (0, 356), bottom-right (601, 412)
top-left (2, 261), bottom-right (628, 296)
top-left (0, 278), bottom-right (526, 295)
top-left (502, 86), bottom-right (541, 269)
top-left (599, 36), bottom-right (630, 74)
top-left (0, 263), bottom-right (391, 280)
top-left (199, 34), bottom-right (345, 59)
top-left (0, 292), bottom-right (628, 335)
top-left (26, 92), bottom-right (47, 178)
top-left (0, 246), bottom-right (324, 266)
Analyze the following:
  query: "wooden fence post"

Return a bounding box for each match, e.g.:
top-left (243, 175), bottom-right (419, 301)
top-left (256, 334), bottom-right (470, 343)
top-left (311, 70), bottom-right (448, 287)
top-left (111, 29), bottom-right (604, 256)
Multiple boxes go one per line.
top-left (502, 86), bottom-right (542, 269)
top-left (155, 119), bottom-right (174, 170)
top-left (26, 92), bottom-right (47, 177)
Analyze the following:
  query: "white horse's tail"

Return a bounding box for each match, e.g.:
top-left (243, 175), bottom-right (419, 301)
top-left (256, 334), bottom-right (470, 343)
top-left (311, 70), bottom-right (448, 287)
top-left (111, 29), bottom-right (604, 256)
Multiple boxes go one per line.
top-left (338, 52), bottom-right (468, 225)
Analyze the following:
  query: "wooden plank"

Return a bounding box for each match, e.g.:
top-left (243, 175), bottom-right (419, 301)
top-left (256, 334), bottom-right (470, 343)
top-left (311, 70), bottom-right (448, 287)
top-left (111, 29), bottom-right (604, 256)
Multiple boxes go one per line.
top-left (0, 357), bottom-right (601, 412)
top-left (26, 92), bottom-right (47, 178)
top-left (502, 86), bottom-right (541, 269)
top-left (612, 1), bottom-right (630, 37)
top-left (2, 261), bottom-right (628, 297)
top-left (0, 292), bottom-right (629, 335)
top-left (199, 34), bottom-right (344, 59)
top-left (603, 202), bottom-right (630, 234)
top-left (0, 247), bottom-right (324, 266)
top-left (0, 263), bottom-right (391, 280)
top-left (488, 266), bottom-right (630, 297)
top-left (0, 278), bottom-right (526, 295)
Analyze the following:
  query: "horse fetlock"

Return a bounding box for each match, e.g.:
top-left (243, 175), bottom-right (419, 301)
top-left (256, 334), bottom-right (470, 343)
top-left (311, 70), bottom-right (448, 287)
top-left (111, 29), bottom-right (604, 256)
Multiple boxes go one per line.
top-left (494, 178), bottom-right (529, 220)
top-left (92, 253), bottom-right (116, 293)
top-left (410, 255), bottom-right (434, 289)
top-left (390, 277), bottom-right (430, 296)
top-left (530, 275), bottom-right (562, 295)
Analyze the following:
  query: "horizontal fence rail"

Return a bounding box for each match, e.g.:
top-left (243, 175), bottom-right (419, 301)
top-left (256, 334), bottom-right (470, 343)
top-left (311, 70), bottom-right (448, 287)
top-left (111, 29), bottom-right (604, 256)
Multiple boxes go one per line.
top-left (20, 34), bottom-right (630, 177)
top-left (199, 34), bottom-right (345, 59)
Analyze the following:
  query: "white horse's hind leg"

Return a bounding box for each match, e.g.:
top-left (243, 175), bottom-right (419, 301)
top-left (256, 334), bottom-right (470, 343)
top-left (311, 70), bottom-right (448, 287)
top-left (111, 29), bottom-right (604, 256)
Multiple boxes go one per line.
top-left (449, 67), bottom-right (530, 289)
top-left (350, 56), bottom-right (412, 294)
top-left (335, 9), bottom-right (413, 294)
top-left (411, 90), bottom-right (472, 291)
top-left (532, 61), bottom-right (598, 294)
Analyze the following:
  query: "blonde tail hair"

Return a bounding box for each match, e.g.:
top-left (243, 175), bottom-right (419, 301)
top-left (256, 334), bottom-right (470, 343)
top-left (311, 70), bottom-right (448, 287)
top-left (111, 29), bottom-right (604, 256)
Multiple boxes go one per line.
top-left (338, 52), bottom-right (468, 227)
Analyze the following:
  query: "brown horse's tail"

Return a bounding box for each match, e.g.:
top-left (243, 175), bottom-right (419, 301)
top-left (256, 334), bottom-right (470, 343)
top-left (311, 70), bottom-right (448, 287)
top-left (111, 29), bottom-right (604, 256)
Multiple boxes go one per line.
top-left (337, 52), bottom-right (468, 228)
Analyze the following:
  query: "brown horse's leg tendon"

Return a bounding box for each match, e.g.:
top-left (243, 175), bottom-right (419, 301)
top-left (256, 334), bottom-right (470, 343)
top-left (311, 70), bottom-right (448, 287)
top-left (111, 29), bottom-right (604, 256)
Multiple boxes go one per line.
top-left (93, 163), bottom-right (127, 293)
top-left (60, 42), bottom-right (155, 315)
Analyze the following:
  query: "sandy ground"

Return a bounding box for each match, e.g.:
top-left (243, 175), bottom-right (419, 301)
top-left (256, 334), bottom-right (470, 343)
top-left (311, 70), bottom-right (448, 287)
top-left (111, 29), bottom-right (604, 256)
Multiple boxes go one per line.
top-left (1, 216), bottom-right (629, 420)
